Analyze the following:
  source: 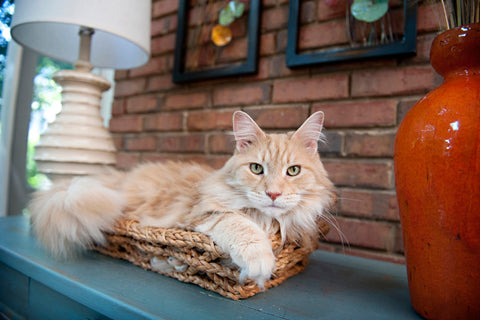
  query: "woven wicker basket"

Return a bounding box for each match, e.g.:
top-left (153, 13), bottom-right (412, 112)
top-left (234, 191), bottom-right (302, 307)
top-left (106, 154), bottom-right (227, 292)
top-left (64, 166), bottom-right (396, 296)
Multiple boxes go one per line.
top-left (94, 219), bottom-right (330, 300)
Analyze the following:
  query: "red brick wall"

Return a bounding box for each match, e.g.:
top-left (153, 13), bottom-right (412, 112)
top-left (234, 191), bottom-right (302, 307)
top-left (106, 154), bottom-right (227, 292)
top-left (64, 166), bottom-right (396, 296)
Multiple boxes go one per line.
top-left (110, 0), bottom-right (447, 263)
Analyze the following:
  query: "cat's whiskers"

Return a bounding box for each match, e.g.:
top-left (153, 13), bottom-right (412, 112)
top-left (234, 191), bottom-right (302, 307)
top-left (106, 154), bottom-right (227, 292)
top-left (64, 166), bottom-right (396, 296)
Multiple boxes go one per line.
top-left (293, 200), bottom-right (350, 251)
top-left (318, 211), bottom-right (350, 251)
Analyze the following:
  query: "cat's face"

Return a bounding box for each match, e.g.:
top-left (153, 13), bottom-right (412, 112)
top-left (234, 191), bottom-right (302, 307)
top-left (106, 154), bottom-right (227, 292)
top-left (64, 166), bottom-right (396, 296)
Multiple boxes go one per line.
top-left (223, 112), bottom-right (333, 218)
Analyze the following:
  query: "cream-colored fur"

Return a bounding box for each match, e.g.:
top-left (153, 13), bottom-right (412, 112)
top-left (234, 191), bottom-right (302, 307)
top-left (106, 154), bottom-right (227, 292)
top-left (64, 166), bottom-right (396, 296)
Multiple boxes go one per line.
top-left (29, 111), bottom-right (334, 287)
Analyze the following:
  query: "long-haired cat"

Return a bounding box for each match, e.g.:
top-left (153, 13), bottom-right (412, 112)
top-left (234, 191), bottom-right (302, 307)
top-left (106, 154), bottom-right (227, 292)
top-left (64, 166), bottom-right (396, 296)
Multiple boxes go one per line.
top-left (29, 111), bottom-right (334, 287)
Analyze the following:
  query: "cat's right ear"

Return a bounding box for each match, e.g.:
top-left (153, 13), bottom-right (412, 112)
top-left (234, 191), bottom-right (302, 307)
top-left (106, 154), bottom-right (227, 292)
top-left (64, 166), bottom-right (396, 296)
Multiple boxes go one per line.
top-left (233, 111), bottom-right (266, 152)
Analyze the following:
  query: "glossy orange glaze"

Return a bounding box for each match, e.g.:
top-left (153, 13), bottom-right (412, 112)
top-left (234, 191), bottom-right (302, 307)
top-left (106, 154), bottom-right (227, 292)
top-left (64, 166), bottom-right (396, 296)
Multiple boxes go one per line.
top-left (394, 24), bottom-right (480, 320)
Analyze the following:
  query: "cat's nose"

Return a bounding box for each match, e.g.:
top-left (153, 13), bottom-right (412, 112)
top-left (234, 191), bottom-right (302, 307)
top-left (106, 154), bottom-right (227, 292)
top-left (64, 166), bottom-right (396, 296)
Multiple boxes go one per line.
top-left (266, 192), bottom-right (282, 201)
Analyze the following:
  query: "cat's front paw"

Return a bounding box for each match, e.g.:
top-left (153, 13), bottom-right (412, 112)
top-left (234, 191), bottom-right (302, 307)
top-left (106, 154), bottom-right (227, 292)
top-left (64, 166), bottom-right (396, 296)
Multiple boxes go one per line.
top-left (235, 242), bottom-right (276, 289)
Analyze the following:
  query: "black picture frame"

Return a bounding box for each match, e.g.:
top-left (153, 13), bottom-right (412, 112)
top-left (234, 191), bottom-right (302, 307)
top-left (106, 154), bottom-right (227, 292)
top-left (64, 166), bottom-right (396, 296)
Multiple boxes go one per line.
top-left (173, 0), bottom-right (261, 83)
top-left (286, 0), bottom-right (417, 68)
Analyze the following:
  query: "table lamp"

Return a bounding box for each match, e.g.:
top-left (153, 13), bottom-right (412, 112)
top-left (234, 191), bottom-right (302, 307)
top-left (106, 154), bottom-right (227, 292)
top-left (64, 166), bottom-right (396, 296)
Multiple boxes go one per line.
top-left (10, 0), bottom-right (151, 180)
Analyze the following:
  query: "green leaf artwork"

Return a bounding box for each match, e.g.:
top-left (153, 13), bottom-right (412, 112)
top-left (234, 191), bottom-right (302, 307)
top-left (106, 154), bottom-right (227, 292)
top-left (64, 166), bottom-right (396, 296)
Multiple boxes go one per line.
top-left (231, 1), bottom-right (244, 18)
top-left (351, 0), bottom-right (389, 23)
top-left (219, 1), bottom-right (244, 26)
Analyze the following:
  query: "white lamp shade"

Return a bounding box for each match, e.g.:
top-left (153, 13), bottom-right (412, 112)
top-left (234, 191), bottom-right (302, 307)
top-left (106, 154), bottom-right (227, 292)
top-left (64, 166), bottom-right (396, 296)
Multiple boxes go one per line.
top-left (10, 0), bottom-right (151, 69)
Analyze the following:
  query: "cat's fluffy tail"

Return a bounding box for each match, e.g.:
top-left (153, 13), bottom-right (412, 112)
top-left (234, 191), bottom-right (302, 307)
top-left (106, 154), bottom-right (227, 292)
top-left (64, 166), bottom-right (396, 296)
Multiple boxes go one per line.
top-left (29, 170), bottom-right (125, 259)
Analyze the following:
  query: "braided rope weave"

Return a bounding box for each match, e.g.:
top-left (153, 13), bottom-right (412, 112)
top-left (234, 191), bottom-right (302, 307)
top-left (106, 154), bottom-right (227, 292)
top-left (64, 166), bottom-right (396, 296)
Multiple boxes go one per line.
top-left (93, 219), bottom-right (330, 300)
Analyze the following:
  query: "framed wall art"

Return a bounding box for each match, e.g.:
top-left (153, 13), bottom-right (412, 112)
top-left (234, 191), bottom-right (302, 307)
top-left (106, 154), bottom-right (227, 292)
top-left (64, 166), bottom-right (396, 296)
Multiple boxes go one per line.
top-left (286, 0), bottom-right (417, 68)
top-left (173, 0), bottom-right (260, 83)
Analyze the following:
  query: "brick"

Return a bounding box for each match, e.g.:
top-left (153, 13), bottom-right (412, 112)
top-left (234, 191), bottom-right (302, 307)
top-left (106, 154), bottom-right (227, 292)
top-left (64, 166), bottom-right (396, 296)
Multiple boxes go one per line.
top-left (299, 20), bottom-right (348, 49)
top-left (187, 109), bottom-right (236, 131)
top-left (351, 66), bottom-right (436, 97)
top-left (152, 0), bottom-right (179, 18)
top-left (147, 75), bottom-right (176, 92)
top-left (208, 133), bottom-right (236, 154)
top-left (276, 29), bottom-right (288, 52)
top-left (338, 189), bottom-right (400, 221)
top-left (218, 38), bottom-right (248, 63)
top-left (260, 33), bottom-right (276, 56)
top-left (116, 153), bottom-right (140, 169)
top-left (318, 131), bottom-right (344, 156)
top-left (130, 57), bottom-right (168, 78)
top-left (151, 33), bottom-right (176, 55)
top-left (398, 98), bottom-right (419, 123)
top-left (317, 0), bottom-right (346, 21)
top-left (273, 75), bottom-right (349, 103)
top-left (249, 57), bottom-right (270, 80)
top-left (158, 134), bottom-right (205, 153)
top-left (314, 100), bottom-right (398, 128)
top-left (244, 105), bottom-right (309, 129)
top-left (151, 15), bottom-right (178, 37)
top-left (141, 153), bottom-right (179, 163)
top-left (300, 0), bottom-right (316, 24)
top-left (323, 159), bottom-right (393, 189)
top-left (267, 54), bottom-right (308, 78)
top-left (158, 135), bottom-right (181, 152)
top-left (185, 45), bottom-right (215, 70)
top-left (184, 134), bottom-right (205, 152)
top-left (164, 91), bottom-right (208, 110)
top-left (311, 57), bottom-right (397, 74)
top-left (188, 3), bottom-right (219, 26)
top-left (109, 116), bottom-right (143, 133)
top-left (394, 225), bottom-right (404, 253)
top-left (126, 95), bottom-right (158, 114)
top-left (229, 15), bottom-right (247, 38)
top-left (114, 70), bottom-right (128, 81)
top-left (111, 100), bottom-right (125, 116)
top-left (316, 243), bottom-right (406, 264)
top-left (213, 84), bottom-right (270, 106)
top-left (324, 217), bottom-right (397, 251)
top-left (144, 113), bottom-right (183, 131)
top-left (112, 135), bottom-right (123, 151)
top-left (406, 33), bottom-right (436, 63)
top-left (206, 155), bottom-right (230, 169)
top-left (261, 6), bottom-right (288, 31)
top-left (345, 130), bottom-right (396, 157)
top-left (243, 57), bottom-right (271, 81)
top-left (114, 79), bottom-right (146, 98)
top-left (262, 0), bottom-right (276, 7)
top-left (417, 3), bottom-right (447, 33)
top-left (180, 155), bottom-right (229, 169)
top-left (125, 136), bottom-right (156, 151)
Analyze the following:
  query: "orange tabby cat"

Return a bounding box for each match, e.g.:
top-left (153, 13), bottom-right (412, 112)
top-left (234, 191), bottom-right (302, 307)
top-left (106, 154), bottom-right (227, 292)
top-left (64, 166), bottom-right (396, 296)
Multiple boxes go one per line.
top-left (29, 111), bottom-right (334, 287)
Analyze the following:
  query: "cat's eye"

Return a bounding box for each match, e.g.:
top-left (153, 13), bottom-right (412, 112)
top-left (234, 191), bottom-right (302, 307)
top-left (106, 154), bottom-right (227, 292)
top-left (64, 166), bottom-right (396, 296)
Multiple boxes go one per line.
top-left (250, 163), bottom-right (264, 175)
top-left (287, 165), bottom-right (301, 176)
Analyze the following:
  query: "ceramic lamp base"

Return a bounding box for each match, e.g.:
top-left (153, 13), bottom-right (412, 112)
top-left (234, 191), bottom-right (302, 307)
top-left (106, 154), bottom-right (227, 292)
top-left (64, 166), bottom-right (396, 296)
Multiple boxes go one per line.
top-left (34, 69), bottom-right (116, 180)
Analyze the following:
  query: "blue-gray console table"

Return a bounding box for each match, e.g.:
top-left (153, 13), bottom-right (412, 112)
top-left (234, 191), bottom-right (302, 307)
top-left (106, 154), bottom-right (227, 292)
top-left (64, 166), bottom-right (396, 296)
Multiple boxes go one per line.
top-left (0, 215), bottom-right (421, 319)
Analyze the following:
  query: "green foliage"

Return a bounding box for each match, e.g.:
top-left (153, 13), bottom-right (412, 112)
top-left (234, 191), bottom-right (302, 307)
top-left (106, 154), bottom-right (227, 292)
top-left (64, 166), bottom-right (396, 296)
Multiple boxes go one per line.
top-left (219, 1), bottom-right (245, 26)
top-left (31, 57), bottom-right (66, 112)
top-left (350, 0), bottom-right (388, 23)
top-left (26, 134), bottom-right (49, 189)
top-left (27, 56), bottom-right (72, 190)
top-left (0, 0), bottom-right (15, 115)
top-left (0, 1), bottom-right (70, 190)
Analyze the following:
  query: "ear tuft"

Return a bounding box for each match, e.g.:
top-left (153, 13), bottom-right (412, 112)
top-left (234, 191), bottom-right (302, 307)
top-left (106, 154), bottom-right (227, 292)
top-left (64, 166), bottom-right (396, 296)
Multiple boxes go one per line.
top-left (233, 111), bottom-right (265, 152)
top-left (292, 111), bottom-right (326, 154)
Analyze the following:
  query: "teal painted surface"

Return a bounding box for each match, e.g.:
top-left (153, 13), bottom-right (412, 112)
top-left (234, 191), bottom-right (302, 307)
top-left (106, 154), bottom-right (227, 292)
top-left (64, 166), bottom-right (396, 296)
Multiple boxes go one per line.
top-left (0, 263), bottom-right (28, 320)
top-left (0, 215), bottom-right (422, 319)
top-left (29, 279), bottom-right (111, 320)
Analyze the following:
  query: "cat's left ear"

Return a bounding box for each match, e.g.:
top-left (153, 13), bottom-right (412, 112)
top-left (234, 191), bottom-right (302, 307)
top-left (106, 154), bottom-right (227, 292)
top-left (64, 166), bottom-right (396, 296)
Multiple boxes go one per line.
top-left (292, 111), bottom-right (326, 154)
top-left (233, 111), bottom-right (266, 152)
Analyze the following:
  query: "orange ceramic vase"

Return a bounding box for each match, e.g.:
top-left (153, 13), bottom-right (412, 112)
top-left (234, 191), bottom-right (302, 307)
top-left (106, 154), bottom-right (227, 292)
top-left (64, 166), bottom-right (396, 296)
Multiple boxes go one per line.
top-left (394, 24), bottom-right (480, 319)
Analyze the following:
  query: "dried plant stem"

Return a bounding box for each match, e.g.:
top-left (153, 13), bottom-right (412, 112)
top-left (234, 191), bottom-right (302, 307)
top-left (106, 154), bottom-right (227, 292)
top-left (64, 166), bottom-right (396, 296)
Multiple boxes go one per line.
top-left (440, 0), bottom-right (450, 29)
top-left (441, 0), bottom-right (480, 28)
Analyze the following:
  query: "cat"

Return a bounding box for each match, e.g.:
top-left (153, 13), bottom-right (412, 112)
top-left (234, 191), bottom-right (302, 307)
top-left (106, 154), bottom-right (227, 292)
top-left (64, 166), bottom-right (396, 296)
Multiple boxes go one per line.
top-left (29, 110), bottom-right (335, 287)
